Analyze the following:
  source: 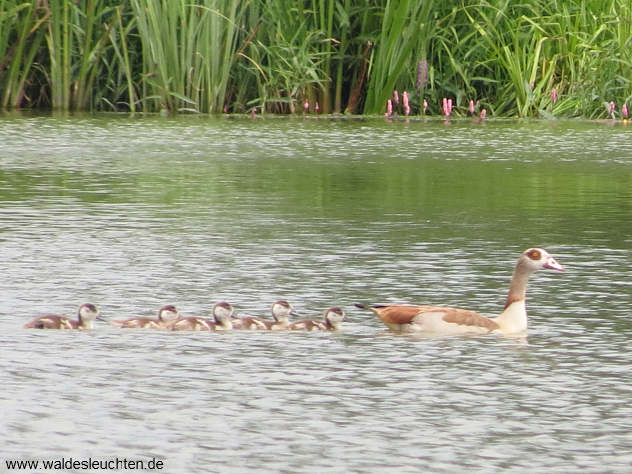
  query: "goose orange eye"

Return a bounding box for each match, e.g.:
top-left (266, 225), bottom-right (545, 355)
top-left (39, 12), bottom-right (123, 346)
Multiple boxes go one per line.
top-left (527, 249), bottom-right (541, 260)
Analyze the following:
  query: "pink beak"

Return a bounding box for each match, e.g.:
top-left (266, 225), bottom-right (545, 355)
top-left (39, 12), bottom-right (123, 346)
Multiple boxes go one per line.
top-left (544, 256), bottom-right (564, 271)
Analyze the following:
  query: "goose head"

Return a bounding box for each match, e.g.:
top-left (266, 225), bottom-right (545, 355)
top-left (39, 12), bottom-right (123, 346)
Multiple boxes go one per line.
top-left (520, 248), bottom-right (564, 273)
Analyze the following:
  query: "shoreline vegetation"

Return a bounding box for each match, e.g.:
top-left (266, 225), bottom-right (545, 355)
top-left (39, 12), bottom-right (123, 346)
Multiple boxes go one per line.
top-left (1, 0), bottom-right (631, 119)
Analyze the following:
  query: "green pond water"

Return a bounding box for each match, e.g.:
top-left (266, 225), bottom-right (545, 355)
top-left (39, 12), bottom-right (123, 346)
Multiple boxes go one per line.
top-left (0, 113), bottom-right (631, 473)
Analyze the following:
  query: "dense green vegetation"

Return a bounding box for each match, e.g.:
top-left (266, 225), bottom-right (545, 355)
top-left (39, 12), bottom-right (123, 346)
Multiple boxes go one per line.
top-left (1, 0), bottom-right (631, 118)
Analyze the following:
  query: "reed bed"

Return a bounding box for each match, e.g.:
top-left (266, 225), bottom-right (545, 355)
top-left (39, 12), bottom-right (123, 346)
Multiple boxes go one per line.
top-left (0, 0), bottom-right (631, 118)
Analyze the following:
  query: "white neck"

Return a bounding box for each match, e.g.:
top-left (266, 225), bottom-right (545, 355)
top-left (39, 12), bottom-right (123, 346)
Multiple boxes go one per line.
top-left (220, 319), bottom-right (233, 330)
top-left (325, 313), bottom-right (343, 330)
top-left (492, 300), bottom-right (527, 333)
top-left (79, 319), bottom-right (95, 330)
top-left (492, 259), bottom-right (535, 334)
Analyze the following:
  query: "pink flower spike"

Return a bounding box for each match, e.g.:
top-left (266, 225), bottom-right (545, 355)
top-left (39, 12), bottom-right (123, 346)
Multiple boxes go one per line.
top-left (623, 104), bottom-right (629, 119)
top-left (551, 89), bottom-right (558, 104)
top-left (304, 101), bottom-right (309, 112)
top-left (417, 60), bottom-right (428, 90)
top-left (442, 98), bottom-right (448, 116)
top-left (393, 91), bottom-right (399, 104)
top-left (609, 101), bottom-right (616, 117)
top-left (479, 109), bottom-right (487, 120)
top-left (447, 99), bottom-right (453, 116)
top-left (423, 99), bottom-right (428, 114)
top-left (469, 100), bottom-right (475, 115)
top-left (315, 102), bottom-right (320, 112)
top-left (385, 99), bottom-right (393, 117)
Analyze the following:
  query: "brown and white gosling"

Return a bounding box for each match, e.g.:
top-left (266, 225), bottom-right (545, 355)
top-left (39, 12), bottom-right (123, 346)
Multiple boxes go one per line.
top-left (233, 300), bottom-right (298, 330)
top-left (355, 248), bottom-right (564, 335)
top-left (110, 304), bottom-right (180, 329)
top-left (289, 307), bottom-right (346, 331)
top-left (170, 301), bottom-right (234, 331)
top-left (24, 303), bottom-right (103, 330)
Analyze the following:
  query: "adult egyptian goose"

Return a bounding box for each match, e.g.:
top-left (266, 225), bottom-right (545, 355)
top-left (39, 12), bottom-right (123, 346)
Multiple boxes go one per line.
top-left (233, 300), bottom-right (298, 330)
top-left (170, 301), bottom-right (234, 331)
top-left (355, 248), bottom-right (564, 335)
top-left (289, 307), bottom-right (346, 331)
top-left (24, 303), bottom-right (103, 330)
top-left (110, 305), bottom-right (180, 329)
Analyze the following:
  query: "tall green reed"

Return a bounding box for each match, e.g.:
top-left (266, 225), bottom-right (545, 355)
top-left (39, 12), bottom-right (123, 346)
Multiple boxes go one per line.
top-left (460, 1), bottom-right (552, 117)
top-left (309, 0), bottom-right (336, 113)
top-left (561, 0), bottom-right (632, 118)
top-left (0, 0), bottom-right (47, 108)
top-left (241, 0), bottom-right (330, 114)
top-left (44, 0), bottom-right (115, 110)
top-left (130, 0), bottom-right (245, 113)
top-left (452, 0), bottom-right (632, 118)
top-left (3, 0), bottom-right (632, 117)
top-left (343, 0), bottom-right (376, 114)
top-left (363, 0), bottom-right (436, 114)
top-left (105, 4), bottom-right (138, 112)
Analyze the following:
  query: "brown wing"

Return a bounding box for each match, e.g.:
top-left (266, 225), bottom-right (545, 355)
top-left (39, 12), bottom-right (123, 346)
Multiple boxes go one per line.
top-left (113, 317), bottom-right (156, 328)
top-left (289, 319), bottom-right (326, 331)
top-left (368, 305), bottom-right (427, 325)
top-left (24, 315), bottom-right (73, 329)
top-left (266, 320), bottom-right (290, 330)
top-left (170, 318), bottom-right (193, 331)
top-left (440, 308), bottom-right (499, 330)
top-left (363, 304), bottom-right (499, 331)
top-left (171, 317), bottom-right (210, 331)
top-left (237, 317), bottom-right (268, 330)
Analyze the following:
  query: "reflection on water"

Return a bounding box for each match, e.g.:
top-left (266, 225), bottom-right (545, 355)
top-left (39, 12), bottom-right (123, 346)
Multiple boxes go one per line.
top-left (0, 114), bottom-right (631, 472)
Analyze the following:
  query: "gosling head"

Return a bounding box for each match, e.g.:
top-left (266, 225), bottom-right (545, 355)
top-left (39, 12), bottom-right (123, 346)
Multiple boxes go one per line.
top-left (271, 300), bottom-right (298, 323)
top-left (158, 305), bottom-right (180, 322)
top-left (324, 307), bottom-right (346, 330)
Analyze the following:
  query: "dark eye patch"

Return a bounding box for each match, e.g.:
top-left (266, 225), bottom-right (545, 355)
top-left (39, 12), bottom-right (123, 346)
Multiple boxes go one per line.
top-left (527, 249), bottom-right (541, 260)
